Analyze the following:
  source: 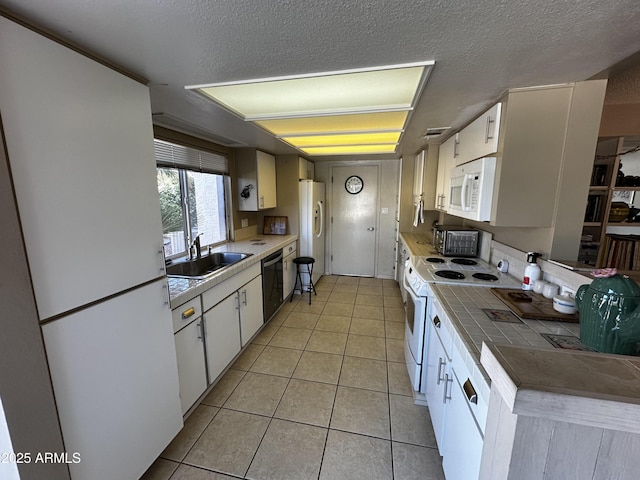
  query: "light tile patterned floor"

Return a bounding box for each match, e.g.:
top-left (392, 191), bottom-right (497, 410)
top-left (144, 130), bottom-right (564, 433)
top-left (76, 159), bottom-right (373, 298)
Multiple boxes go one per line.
top-left (141, 275), bottom-right (445, 480)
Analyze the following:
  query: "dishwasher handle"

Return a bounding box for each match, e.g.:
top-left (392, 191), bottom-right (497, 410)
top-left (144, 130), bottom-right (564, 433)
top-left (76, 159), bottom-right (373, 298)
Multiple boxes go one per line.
top-left (262, 251), bottom-right (283, 268)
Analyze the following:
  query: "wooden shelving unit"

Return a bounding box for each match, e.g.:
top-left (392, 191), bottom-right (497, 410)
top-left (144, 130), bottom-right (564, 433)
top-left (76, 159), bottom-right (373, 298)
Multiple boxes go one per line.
top-left (580, 137), bottom-right (640, 269)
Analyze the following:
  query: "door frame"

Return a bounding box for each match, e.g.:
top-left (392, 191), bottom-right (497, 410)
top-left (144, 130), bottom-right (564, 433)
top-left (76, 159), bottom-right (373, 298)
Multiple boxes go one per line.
top-left (326, 160), bottom-right (387, 277)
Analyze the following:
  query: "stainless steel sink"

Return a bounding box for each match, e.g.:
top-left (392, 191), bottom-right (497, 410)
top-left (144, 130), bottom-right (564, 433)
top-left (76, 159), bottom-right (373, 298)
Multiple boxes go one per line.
top-left (166, 252), bottom-right (252, 279)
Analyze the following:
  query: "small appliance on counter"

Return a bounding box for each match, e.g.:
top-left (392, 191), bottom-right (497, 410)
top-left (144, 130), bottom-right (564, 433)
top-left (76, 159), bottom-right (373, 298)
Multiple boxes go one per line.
top-left (432, 225), bottom-right (479, 257)
top-left (576, 269), bottom-right (640, 355)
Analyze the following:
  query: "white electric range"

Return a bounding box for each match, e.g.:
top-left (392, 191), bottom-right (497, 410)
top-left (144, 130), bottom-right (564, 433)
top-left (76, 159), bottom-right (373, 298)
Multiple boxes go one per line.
top-left (403, 255), bottom-right (519, 403)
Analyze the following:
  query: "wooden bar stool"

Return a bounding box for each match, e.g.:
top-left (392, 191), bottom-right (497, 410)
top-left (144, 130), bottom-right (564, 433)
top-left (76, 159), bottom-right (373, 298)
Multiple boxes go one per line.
top-left (291, 256), bottom-right (316, 305)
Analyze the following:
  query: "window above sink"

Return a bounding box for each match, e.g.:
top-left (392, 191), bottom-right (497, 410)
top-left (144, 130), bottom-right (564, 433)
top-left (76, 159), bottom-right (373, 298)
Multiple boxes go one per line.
top-left (155, 139), bottom-right (231, 260)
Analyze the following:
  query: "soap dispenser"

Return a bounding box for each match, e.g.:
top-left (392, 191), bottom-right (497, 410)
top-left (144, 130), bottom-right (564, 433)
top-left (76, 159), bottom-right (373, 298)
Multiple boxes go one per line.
top-left (522, 252), bottom-right (541, 291)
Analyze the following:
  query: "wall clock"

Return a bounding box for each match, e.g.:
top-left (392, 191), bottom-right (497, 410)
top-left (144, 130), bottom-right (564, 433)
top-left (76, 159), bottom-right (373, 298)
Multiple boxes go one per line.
top-left (345, 175), bottom-right (364, 194)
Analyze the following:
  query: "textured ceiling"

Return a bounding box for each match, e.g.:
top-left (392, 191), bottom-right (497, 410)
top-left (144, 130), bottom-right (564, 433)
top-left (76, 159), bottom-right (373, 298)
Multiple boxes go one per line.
top-left (2, 0), bottom-right (640, 160)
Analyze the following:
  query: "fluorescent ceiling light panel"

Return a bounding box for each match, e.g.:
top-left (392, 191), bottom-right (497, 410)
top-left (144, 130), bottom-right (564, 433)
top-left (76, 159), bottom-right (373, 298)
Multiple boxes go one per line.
top-left (282, 132), bottom-right (401, 148)
top-left (300, 144), bottom-right (399, 156)
top-left (255, 111), bottom-right (408, 136)
top-left (190, 62), bottom-right (432, 120)
top-left (187, 61), bottom-right (433, 156)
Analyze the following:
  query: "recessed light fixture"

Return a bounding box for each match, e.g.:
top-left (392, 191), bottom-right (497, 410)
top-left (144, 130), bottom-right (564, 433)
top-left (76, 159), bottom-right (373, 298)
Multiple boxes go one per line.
top-left (186, 61), bottom-right (434, 156)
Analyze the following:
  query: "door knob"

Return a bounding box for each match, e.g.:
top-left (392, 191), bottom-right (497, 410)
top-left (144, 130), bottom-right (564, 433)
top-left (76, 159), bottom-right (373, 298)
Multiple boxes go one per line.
top-left (367, 227), bottom-right (375, 231)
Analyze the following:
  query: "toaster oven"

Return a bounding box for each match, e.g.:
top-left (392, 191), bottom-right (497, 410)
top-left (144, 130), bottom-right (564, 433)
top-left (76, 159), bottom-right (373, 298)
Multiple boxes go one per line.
top-left (433, 226), bottom-right (479, 257)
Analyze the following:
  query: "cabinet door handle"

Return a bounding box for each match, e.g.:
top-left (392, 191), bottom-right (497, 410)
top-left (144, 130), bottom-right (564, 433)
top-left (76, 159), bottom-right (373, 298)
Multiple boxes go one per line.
top-left (453, 134), bottom-right (459, 158)
top-left (463, 379), bottom-right (478, 404)
top-left (485, 115), bottom-right (496, 143)
top-left (235, 294), bottom-right (241, 311)
top-left (196, 321), bottom-right (203, 340)
top-left (181, 307), bottom-right (196, 319)
top-left (443, 373), bottom-right (453, 403)
top-left (437, 358), bottom-right (446, 384)
top-left (433, 315), bottom-right (441, 328)
top-left (242, 289), bottom-right (248, 306)
top-left (259, 195), bottom-right (264, 208)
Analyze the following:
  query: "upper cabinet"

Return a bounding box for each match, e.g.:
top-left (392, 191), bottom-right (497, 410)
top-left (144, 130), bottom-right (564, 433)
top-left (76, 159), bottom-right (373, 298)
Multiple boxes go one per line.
top-left (298, 157), bottom-right (315, 180)
top-left (435, 134), bottom-right (457, 210)
top-left (455, 103), bottom-right (502, 166)
top-left (441, 81), bottom-right (606, 232)
top-left (236, 149), bottom-right (277, 211)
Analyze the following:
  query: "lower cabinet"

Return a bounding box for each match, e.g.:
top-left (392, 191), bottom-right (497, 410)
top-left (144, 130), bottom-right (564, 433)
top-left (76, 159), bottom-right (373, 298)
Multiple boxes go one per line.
top-left (174, 318), bottom-right (208, 415)
top-left (238, 275), bottom-right (264, 347)
top-left (172, 262), bottom-right (264, 410)
top-left (204, 293), bottom-right (242, 383)
top-left (441, 367), bottom-right (484, 480)
top-left (425, 313), bottom-right (451, 453)
top-left (283, 241), bottom-right (297, 300)
top-left (424, 296), bottom-right (486, 480)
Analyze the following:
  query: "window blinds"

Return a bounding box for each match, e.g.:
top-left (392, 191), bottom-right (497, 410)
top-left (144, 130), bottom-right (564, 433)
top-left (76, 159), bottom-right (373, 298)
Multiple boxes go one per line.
top-left (154, 139), bottom-right (228, 174)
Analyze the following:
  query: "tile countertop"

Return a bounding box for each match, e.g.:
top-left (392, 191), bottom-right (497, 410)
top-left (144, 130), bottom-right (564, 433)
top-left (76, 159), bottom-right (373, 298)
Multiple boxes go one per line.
top-left (167, 234), bottom-right (297, 309)
top-left (399, 232), bottom-right (436, 258)
top-left (481, 342), bottom-right (640, 433)
top-left (430, 284), bottom-right (581, 402)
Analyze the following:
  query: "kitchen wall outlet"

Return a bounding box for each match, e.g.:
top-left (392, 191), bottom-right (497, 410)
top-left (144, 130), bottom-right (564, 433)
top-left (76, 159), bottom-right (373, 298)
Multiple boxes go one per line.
top-left (241, 218), bottom-right (248, 228)
top-left (381, 207), bottom-right (389, 215)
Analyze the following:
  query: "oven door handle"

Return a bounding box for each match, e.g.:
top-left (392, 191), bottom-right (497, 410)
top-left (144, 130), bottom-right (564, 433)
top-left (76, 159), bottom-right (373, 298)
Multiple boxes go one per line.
top-left (403, 272), bottom-right (419, 303)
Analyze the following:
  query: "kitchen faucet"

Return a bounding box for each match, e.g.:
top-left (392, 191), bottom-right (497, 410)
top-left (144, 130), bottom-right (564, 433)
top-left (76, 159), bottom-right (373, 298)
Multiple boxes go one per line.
top-left (189, 233), bottom-right (204, 260)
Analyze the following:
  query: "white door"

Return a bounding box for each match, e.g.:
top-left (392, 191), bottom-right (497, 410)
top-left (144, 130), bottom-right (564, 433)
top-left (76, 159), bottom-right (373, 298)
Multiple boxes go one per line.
top-left (331, 165), bottom-right (379, 276)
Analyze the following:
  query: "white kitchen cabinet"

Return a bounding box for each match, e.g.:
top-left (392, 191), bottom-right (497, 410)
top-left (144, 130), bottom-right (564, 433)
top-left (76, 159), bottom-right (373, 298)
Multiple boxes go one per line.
top-left (455, 102), bottom-right (502, 166)
top-left (42, 280), bottom-right (183, 480)
top-left (201, 262), bottom-right (264, 382)
top-left (474, 82), bottom-right (604, 228)
top-left (239, 275), bottom-right (264, 346)
top-left (204, 293), bottom-right (242, 384)
top-left (424, 309), bottom-right (452, 454)
top-left (434, 134), bottom-right (457, 210)
top-left (0, 18), bottom-right (166, 320)
top-left (174, 318), bottom-right (207, 414)
top-left (442, 367), bottom-right (484, 480)
top-left (299, 157), bottom-right (315, 180)
top-left (236, 149), bottom-right (277, 210)
top-left (283, 241), bottom-right (297, 300)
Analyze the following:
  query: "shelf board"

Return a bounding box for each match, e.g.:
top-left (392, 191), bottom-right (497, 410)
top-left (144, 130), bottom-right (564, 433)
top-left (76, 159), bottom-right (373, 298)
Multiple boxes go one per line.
top-left (589, 186), bottom-right (608, 191)
top-left (583, 222), bottom-right (602, 227)
top-left (613, 186), bottom-right (640, 191)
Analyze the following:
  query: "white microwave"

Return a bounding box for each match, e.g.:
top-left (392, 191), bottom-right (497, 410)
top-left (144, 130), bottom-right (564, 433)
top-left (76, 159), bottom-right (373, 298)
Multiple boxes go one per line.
top-left (448, 157), bottom-right (497, 221)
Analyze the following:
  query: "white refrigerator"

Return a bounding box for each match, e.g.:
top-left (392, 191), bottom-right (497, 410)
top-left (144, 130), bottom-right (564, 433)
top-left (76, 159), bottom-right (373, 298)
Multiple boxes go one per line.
top-left (299, 180), bottom-right (325, 286)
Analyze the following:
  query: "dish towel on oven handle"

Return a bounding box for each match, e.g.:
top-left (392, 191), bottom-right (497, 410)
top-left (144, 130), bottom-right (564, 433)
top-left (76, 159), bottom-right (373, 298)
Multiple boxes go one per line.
top-left (412, 198), bottom-right (424, 227)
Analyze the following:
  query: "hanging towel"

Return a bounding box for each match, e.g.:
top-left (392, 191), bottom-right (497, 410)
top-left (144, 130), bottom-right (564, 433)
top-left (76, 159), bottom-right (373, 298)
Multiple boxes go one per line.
top-left (412, 198), bottom-right (424, 227)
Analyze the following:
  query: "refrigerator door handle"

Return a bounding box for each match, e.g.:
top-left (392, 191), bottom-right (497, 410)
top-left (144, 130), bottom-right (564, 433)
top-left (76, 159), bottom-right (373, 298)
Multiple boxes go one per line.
top-left (316, 200), bottom-right (324, 238)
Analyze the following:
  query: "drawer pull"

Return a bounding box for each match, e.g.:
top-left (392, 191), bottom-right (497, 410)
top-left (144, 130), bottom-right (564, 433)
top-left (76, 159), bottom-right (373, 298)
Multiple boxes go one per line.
top-left (436, 358), bottom-right (446, 384)
top-left (463, 379), bottom-right (478, 404)
top-left (181, 307), bottom-right (196, 319)
top-left (443, 373), bottom-right (453, 403)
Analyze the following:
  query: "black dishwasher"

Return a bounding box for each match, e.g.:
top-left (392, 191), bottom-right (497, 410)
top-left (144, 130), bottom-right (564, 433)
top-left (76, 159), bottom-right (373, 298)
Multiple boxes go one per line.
top-left (261, 249), bottom-right (283, 322)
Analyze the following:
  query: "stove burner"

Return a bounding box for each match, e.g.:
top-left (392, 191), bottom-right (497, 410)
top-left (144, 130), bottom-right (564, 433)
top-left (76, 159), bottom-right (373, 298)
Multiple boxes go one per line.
top-left (435, 270), bottom-right (466, 280)
top-left (425, 257), bottom-right (445, 263)
top-left (451, 258), bottom-right (478, 266)
top-left (473, 273), bottom-right (499, 281)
